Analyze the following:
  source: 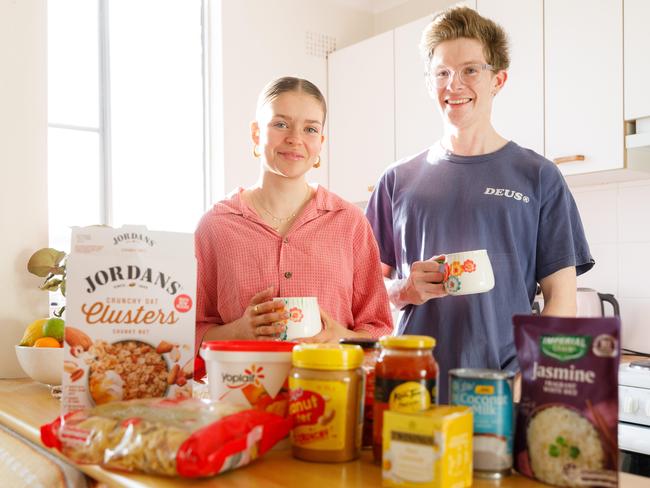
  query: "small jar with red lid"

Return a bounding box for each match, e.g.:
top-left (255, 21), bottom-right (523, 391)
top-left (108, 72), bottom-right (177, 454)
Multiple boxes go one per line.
top-left (340, 338), bottom-right (379, 448)
top-left (372, 335), bottom-right (438, 463)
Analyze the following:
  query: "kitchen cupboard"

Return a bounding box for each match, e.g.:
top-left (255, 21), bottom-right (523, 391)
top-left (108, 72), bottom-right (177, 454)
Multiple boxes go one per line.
top-left (327, 1), bottom-right (475, 203)
top-left (545, 0), bottom-right (624, 178)
top-left (623, 0), bottom-right (650, 163)
top-left (476, 0), bottom-right (544, 156)
top-left (327, 31), bottom-right (394, 204)
top-left (394, 0), bottom-right (476, 160)
top-left (393, 15), bottom-right (442, 160)
top-left (624, 0), bottom-right (650, 121)
top-left (328, 0), bottom-right (650, 195)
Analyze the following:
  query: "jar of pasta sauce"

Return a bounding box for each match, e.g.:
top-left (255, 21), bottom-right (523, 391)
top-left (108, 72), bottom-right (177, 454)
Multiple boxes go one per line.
top-left (373, 335), bottom-right (438, 463)
top-left (340, 338), bottom-right (378, 448)
top-left (289, 344), bottom-right (364, 463)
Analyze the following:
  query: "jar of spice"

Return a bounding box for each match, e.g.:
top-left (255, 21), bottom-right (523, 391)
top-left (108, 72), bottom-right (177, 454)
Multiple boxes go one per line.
top-left (339, 338), bottom-right (379, 448)
top-left (288, 343), bottom-right (364, 462)
top-left (373, 335), bottom-right (438, 463)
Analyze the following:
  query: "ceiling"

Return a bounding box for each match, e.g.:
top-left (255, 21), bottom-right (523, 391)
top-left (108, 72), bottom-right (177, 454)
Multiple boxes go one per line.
top-left (329, 0), bottom-right (410, 14)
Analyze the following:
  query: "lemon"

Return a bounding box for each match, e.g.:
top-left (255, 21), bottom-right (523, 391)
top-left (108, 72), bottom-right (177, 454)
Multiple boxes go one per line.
top-left (43, 317), bottom-right (65, 342)
top-left (19, 318), bottom-right (48, 346)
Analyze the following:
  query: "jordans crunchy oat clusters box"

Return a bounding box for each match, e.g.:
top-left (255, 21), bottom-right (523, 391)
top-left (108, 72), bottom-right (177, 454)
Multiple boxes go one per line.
top-left (62, 226), bottom-right (196, 414)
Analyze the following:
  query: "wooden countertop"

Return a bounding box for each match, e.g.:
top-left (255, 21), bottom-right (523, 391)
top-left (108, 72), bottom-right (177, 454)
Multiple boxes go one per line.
top-left (0, 378), bottom-right (647, 488)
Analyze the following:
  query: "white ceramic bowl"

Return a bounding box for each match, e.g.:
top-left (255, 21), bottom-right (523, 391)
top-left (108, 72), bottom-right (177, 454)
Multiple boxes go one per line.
top-left (15, 345), bottom-right (64, 385)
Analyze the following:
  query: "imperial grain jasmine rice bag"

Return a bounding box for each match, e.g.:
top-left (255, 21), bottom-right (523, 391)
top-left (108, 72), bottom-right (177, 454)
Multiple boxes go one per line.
top-left (62, 226), bottom-right (196, 414)
top-left (513, 315), bottom-right (620, 488)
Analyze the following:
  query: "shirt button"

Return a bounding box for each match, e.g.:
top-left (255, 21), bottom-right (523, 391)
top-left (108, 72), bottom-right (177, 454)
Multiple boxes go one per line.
top-left (284, 271), bottom-right (293, 279)
top-left (283, 237), bottom-right (289, 244)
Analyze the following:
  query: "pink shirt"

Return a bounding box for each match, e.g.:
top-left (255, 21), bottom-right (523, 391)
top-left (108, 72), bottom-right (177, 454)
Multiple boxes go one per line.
top-left (195, 185), bottom-right (393, 353)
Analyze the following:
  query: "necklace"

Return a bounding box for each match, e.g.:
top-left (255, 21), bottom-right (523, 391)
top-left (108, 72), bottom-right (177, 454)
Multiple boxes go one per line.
top-left (252, 185), bottom-right (311, 231)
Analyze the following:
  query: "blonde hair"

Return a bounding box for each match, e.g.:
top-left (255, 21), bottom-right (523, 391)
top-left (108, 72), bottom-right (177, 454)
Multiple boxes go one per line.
top-left (256, 77), bottom-right (327, 125)
top-left (420, 7), bottom-right (510, 71)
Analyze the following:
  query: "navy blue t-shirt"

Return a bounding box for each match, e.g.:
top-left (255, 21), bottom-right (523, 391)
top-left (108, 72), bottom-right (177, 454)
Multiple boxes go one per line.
top-left (365, 141), bottom-right (594, 402)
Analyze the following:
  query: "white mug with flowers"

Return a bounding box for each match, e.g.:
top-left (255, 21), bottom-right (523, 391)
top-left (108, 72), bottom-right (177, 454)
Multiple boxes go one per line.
top-left (441, 249), bottom-right (495, 296)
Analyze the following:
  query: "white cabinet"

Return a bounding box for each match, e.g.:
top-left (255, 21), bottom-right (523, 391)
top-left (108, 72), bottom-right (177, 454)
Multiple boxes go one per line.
top-left (545, 0), bottom-right (624, 177)
top-left (328, 2), bottom-right (478, 202)
top-left (393, 1), bottom-right (476, 160)
top-left (329, 0), bottom-right (649, 193)
top-left (394, 16), bottom-right (442, 160)
top-left (624, 0), bottom-right (650, 121)
top-left (477, 0), bottom-right (544, 156)
top-left (328, 31), bottom-right (394, 204)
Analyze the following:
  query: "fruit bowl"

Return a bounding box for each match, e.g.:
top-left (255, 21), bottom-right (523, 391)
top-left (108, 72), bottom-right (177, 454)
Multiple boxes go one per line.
top-left (15, 345), bottom-right (64, 386)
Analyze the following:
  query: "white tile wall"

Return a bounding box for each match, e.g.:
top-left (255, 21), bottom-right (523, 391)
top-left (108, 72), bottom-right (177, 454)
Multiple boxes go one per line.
top-left (617, 298), bottom-right (650, 351)
top-left (581, 243), bottom-right (618, 295)
top-left (618, 181), bottom-right (650, 242)
top-left (571, 180), bottom-right (650, 353)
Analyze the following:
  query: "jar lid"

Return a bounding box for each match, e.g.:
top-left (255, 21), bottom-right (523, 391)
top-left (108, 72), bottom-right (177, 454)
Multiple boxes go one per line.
top-left (201, 340), bottom-right (297, 352)
top-left (379, 335), bottom-right (436, 349)
top-left (338, 338), bottom-right (378, 350)
top-left (292, 344), bottom-right (364, 370)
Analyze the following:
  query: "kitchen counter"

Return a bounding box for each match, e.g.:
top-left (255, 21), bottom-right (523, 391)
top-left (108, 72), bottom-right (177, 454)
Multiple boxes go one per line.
top-left (0, 378), bottom-right (647, 488)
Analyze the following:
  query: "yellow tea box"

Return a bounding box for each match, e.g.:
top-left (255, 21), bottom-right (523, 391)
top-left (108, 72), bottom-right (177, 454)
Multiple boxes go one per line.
top-left (382, 406), bottom-right (473, 488)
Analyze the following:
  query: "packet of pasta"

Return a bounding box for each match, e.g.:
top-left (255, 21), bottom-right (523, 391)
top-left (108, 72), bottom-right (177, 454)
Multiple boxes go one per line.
top-left (41, 398), bottom-right (292, 477)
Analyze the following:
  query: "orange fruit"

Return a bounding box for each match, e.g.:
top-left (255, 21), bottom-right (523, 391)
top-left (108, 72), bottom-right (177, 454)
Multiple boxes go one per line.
top-left (33, 337), bottom-right (62, 348)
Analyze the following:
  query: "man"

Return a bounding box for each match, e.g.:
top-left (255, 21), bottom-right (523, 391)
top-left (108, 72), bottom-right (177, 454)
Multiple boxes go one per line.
top-left (365, 7), bottom-right (593, 402)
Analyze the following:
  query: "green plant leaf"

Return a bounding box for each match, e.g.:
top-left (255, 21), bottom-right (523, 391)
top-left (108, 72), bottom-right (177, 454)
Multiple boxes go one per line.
top-left (40, 278), bottom-right (63, 292)
top-left (60, 280), bottom-right (66, 296)
top-left (27, 248), bottom-right (66, 277)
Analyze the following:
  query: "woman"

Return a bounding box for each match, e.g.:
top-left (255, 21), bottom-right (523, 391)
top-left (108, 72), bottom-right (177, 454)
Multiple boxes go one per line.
top-left (195, 77), bottom-right (392, 356)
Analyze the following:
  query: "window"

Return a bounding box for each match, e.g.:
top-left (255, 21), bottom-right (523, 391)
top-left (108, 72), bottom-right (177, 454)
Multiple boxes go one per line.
top-left (48, 0), bottom-right (206, 252)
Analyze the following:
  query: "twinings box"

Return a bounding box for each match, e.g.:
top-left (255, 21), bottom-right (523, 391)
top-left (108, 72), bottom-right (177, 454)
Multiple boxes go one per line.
top-left (382, 406), bottom-right (473, 488)
top-left (62, 226), bottom-right (196, 413)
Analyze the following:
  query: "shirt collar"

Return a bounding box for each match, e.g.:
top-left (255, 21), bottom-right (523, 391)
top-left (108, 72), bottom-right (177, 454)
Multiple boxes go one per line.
top-left (211, 184), bottom-right (346, 218)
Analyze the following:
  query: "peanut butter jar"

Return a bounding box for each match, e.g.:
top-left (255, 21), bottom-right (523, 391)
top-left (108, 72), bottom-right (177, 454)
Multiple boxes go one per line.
top-left (288, 344), bottom-right (364, 462)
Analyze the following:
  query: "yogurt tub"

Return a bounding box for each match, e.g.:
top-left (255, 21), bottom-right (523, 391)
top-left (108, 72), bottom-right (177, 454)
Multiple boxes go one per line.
top-left (200, 340), bottom-right (297, 417)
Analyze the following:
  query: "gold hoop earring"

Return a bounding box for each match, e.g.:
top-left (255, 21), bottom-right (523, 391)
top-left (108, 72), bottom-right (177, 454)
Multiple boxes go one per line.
top-left (313, 156), bottom-right (321, 169)
top-left (253, 145), bottom-right (261, 158)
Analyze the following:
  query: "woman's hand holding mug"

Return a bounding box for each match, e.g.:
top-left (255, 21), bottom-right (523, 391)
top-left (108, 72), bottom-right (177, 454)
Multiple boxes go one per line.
top-left (238, 287), bottom-right (288, 340)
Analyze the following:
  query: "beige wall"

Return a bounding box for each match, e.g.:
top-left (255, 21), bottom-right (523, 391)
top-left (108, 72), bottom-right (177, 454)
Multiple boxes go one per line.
top-left (0, 0), bottom-right (49, 377)
top-left (218, 0), bottom-right (374, 198)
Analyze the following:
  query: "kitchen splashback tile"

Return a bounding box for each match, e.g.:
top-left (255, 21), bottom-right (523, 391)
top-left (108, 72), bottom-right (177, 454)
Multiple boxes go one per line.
top-left (618, 182), bottom-right (650, 242)
top-left (619, 242), bottom-right (650, 298)
top-left (571, 186), bottom-right (618, 244)
top-left (617, 297), bottom-right (650, 353)
top-left (576, 243), bottom-right (618, 294)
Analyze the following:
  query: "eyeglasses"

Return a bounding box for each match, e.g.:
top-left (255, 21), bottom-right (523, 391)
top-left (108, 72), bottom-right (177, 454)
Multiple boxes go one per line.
top-left (427, 63), bottom-right (494, 88)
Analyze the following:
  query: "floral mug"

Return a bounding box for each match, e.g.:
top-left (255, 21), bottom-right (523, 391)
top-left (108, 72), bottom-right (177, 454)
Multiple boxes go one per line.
top-left (439, 249), bottom-right (495, 296)
top-left (274, 297), bottom-right (321, 340)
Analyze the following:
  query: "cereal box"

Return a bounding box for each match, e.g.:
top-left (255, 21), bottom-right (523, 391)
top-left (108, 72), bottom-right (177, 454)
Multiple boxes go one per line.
top-left (62, 226), bottom-right (196, 413)
top-left (382, 406), bottom-right (473, 488)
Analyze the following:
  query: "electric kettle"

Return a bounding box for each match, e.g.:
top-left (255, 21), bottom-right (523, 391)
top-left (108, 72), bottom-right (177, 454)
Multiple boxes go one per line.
top-left (532, 287), bottom-right (620, 317)
top-left (576, 287), bottom-right (620, 317)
